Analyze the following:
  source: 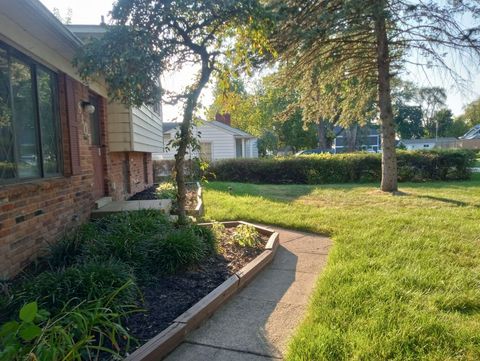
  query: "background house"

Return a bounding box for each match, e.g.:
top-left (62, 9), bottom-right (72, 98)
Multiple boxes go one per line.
top-left (398, 125), bottom-right (480, 151)
top-left (157, 114), bottom-right (258, 161)
top-left (0, 0), bottom-right (163, 278)
top-left (333, 125), bottom-right (381, 153)
top-left (399, 137), bottom-right (458, 150)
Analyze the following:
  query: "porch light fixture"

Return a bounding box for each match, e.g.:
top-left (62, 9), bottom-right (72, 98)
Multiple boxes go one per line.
top-left (80, 100), bottom-right (96, 114)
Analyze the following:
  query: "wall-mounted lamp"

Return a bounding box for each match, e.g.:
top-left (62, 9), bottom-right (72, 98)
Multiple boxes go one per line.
top-left (80, 100), bottom-right (96, 114)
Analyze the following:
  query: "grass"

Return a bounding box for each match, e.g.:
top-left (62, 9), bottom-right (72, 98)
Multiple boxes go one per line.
top-left (203, 175), bottom-right (480, 360)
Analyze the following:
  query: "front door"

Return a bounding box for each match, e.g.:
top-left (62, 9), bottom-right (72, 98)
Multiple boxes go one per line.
top-left (88, 94), bottom-right (105, 199)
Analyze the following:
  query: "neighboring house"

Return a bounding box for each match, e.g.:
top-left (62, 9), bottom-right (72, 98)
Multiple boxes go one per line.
top-left (158, 115), bottom-right (258, 161)
top-left (460, 124), bottom-right (480, 140)
top-left (333, 125), bottom-right (381, 153)
top-left (399, 138), bottom-right (458, 150)
top-left (0, 0), bottom-right (163, 278)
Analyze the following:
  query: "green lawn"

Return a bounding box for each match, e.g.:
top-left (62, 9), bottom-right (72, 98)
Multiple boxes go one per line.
top-left (203, 176), bottom-right (480, 360)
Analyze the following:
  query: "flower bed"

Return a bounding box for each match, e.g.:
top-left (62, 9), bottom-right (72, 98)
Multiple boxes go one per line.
top-left (0, 212), bottom-right (276, 360)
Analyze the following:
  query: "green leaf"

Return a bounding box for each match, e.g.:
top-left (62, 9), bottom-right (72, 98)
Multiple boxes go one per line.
top-left (0, 321), bottom-right (19, 337)
top-left (19, 324), bottom-right (42, 341)
top-left (19, 302), bottom-right (37, 323)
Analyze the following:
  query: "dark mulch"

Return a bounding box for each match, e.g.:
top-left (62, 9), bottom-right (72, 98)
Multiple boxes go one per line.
top-left (128, 185), bottom-right (160, 200)
top-left (125, 228), bottom-right (268, 344)
top-left (128, 184), bottom-right (197, 209)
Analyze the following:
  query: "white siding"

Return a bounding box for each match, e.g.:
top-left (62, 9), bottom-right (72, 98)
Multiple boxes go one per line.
top-left (107, 104), bottom-right (163, 153)
top-left (198, 123), bottom-right (236, 160)
top-left (132, 106), bottom-right (163, 153)
top-left (107, 103), bottom-right (132, 152)
top-left (246, 139), bottom-right (259, 158)
top-left (405, 142), bottom-right (436, 151)
top-left (155, 122), bottom-right (259, 161)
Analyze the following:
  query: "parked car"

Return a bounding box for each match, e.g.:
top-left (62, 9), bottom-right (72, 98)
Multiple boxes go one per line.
top-left (295, 148), bottom-right (335, 156)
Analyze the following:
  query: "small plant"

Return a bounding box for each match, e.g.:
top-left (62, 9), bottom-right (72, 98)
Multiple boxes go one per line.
top-left (155, 182), bottom-right (176, 199)
top-left (211, 221), bottom-right (226, 241)
top-left (147, 228), bottom-right (206, 275)
top-left (0, 301), bottom-right (48, 360)
top-left (0, 287), bottom-right (137, 361)
top-left (232, 224), bottom-right (260, 248)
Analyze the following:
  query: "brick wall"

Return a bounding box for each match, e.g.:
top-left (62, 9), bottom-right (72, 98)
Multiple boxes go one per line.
top-left (0, 73), bottom-right (156, 278)
top-left (0, 75), bottom-right (100, 279)
top-left (108, 151), bottom-right (153, 200)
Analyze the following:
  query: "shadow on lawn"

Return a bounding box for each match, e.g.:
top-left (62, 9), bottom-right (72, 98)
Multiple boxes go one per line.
top-left (208, 176), bottom-right (480, 205)
top-left (410, 194), bottom-right (480, 208)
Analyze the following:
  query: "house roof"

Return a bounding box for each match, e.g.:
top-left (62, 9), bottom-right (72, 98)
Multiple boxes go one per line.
top-left (400, 137), bottom-right (457, 145)
top-left (163, 120), bottom-right (256, 138)
top-left (163, 122), bottom-right (182, 132)
top-left (20, 0), bottom-right (84, 48)
top-left (65, 24), bottom-right (107, 41)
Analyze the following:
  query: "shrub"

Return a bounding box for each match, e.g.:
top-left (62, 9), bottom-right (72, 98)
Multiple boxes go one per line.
top-left (232, 224), bottom-right (260, 247)
top-left (16, 260), bottom-right (138, 314)
top-left (191, 224), bottom-right (217, 254)
top-left (146, 228), bottom-right (206, 275)
top-left (209, 150), bottom-right (476, 184)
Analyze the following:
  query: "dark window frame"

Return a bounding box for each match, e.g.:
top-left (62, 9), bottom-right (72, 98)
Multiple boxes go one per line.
top-left (0, 40), bottom-right (62, 184)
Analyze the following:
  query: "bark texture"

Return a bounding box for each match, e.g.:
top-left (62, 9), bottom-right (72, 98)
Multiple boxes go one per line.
top-left (175, 52), bottom-right (213, 222)
top-left (375, 6), bottom-right (398, 192)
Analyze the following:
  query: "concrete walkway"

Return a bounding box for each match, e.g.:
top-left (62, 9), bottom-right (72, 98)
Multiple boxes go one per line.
top-left (165, 226), bottom-right (332, 361)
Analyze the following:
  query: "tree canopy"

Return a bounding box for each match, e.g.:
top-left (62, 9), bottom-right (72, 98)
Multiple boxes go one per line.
top-left (75, 0), bottom-right (270, 221)
top-left (268, 0), bottom-right (480, 191)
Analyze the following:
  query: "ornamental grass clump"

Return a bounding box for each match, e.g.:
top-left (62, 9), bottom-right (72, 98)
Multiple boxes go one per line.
top-left (14, 260), bottom-right (139, 315)
top-left (146, 228), bottom-right (206, 275)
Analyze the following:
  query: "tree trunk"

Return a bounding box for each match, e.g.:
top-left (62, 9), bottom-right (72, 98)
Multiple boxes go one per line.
top-left (375, 5), bottom-right (398, 192)
top-left (317, 119), bottom-right (328, 149)
top-left (174, 53), bottom-right (213, 223)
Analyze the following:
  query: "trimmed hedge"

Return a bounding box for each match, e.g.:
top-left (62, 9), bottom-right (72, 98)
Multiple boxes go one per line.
top-left (208, 150), bottom-right (476, 184)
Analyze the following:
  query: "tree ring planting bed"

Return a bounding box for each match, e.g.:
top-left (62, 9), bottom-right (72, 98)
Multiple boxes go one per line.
top-left (129, 182), bottom-right (203, 217)
top-left (125, 221), bottom-right (279, 361)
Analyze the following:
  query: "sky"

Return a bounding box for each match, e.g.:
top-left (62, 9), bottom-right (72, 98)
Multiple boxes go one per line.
top-left (40, 0), bottom-right (480, 120)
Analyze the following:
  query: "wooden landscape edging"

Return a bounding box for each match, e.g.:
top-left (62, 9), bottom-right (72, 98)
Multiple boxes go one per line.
top-left (124, 221), bottom-right (279, 361)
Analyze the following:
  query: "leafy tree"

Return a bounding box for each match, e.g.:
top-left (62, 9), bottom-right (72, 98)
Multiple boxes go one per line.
top-left (429, 108), bottom-right (453, 138)
top-left (52, 7), bottom-right (73, 24)
top-left (75, 0), bottom-right (269, 222)
top-left (257, 130), bottom-right (278, 156)
top-left (449, 117), bottom-right (472, 138)
top-left (208, 73), bottom-right (319, 153)
top-left (459, 97), bottom-right (480, 128)
top-left (416, 87), bottom-right (447, 138)
top-left (270, 0), bottom-right (480, 192)
top-left (394, 104), bottom-right (424, 139)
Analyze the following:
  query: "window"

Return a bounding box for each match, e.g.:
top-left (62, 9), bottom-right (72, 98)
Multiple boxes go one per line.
top-left (0, 42), bottom-right (60, 182)
top-left (88, 94), bottom-right (101, 146)
top-left (236, 139), bottom-right (243, 158)
top-left (200, 142), bottom-right (212, 161)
